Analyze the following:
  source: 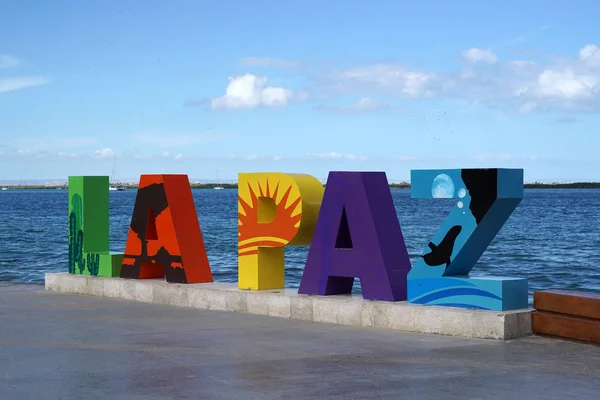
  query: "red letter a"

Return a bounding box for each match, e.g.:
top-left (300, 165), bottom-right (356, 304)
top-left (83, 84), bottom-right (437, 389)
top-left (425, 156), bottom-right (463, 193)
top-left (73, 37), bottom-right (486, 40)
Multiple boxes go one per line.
top-left (120, 174), bottom-right (213, 284)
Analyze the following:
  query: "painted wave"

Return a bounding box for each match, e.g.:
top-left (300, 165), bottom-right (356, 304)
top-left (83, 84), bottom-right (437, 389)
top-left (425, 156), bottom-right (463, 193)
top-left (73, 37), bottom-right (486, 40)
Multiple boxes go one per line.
top-left (409, 278), bottom-right (502, 310)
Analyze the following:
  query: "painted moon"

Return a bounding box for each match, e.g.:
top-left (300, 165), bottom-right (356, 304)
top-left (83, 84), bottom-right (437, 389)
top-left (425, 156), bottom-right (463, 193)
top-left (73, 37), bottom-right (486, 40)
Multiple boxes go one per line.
top-left (432, 174), bottom-right (455, 198)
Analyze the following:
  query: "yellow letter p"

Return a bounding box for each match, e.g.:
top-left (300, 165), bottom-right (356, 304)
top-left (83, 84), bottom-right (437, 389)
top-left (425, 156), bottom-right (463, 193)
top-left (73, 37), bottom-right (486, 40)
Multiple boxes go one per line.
top-left (237, 172), bottom-right (324, 290)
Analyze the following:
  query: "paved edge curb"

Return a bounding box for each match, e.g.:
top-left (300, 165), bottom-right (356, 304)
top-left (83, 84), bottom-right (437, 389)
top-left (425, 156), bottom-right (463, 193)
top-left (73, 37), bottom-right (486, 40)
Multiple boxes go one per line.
top-left (45, 272), bottom-right (533, 340)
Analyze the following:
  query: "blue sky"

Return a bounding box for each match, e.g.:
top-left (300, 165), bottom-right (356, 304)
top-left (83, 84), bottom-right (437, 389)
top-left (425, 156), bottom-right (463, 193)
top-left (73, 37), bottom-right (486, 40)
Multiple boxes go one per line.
top-left (1, 0), bottom-right (599, 183)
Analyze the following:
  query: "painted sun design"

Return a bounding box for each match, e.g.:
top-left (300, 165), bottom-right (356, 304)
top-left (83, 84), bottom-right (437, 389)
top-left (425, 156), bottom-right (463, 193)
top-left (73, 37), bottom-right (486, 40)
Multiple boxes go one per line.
top-left (238, 178), bottom-right (302, 257)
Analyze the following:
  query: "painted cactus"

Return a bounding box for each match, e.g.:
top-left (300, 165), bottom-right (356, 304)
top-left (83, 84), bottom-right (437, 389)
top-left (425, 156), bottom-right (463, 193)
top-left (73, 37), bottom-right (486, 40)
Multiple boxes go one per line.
top-left (68, 193), bottom-right (86, 274)
top-left (87, 253), bottom-right (100, 276)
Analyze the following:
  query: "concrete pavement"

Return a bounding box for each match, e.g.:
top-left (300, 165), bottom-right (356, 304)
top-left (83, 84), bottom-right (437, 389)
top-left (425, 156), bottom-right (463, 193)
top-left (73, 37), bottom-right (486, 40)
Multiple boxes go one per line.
top-left (1, 284), bottom-right (599, 399)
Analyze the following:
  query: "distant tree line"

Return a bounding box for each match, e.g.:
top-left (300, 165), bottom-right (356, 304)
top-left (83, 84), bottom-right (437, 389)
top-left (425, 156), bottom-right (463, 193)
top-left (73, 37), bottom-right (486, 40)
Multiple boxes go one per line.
top-left (523, 182), bottom-right (600, 189)
top-left (6, 182), bottom-right (600, 190)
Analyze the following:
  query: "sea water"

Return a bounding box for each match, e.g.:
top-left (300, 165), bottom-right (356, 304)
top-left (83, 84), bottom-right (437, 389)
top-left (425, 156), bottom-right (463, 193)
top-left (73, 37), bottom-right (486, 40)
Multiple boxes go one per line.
top-left (1, 188), bottom-right (599, 304)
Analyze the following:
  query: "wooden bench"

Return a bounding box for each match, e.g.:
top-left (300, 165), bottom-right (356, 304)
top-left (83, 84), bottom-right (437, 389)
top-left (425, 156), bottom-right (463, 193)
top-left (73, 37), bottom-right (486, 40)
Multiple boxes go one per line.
top-left (532, 290), bottom-right (600, 344)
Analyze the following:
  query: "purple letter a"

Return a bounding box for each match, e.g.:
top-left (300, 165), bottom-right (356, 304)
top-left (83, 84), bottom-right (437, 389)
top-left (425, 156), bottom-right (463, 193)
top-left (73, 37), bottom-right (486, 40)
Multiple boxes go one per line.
top-left (298, 172), bottom-right (411, 301)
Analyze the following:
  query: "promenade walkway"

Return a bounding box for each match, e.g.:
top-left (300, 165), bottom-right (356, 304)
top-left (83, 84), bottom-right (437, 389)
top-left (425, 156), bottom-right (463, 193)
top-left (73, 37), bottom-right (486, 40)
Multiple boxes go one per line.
top-left (1, 284), bottom-right (599, 399)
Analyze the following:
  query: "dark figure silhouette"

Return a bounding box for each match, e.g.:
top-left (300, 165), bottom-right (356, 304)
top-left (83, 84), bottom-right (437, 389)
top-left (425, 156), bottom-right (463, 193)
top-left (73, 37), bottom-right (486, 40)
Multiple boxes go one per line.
top-left (120, 183), bottom-right (187, 283)
top-left (128, 183), bottom-right (169, 258)
top-left (421, 225), bottom-right (462, 268)
top-left (461, 169), bottom-right (497, 224)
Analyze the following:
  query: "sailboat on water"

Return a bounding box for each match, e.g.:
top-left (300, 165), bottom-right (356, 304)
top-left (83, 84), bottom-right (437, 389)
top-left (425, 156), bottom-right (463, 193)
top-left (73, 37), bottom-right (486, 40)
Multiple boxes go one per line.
top-left (214, 170), bottom-right (224, 190)
top-left (1, 176), bottom-right (7, 191)
top-left (109, 156), bottom-right (126, 191)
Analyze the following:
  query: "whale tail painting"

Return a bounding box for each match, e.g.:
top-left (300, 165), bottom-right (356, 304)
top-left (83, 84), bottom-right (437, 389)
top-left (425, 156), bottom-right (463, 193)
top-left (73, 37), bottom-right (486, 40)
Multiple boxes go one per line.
top-left (421, 225), bottom-right (462, 268)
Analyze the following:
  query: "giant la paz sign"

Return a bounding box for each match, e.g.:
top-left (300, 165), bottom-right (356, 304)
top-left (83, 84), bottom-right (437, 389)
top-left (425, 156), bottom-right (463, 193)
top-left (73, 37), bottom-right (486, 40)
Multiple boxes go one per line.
top-left (67, 168), bottom-right (527, 311)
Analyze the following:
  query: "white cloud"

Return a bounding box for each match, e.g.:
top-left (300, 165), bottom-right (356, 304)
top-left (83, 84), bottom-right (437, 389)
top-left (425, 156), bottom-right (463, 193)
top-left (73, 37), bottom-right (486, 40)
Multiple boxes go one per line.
top-left (535, 69), bottom-right (597, 99)
top-left (513, 67), bottom-right (599, 112)
top-left (94, 148), bottom-right (117, 158)
top-left (0, 55), bottom-right (20, 68)
top-left (220, 154), bottom-right (285, 161)
top-left (345, 154), bottom-right (367, 160)
top-left (240, 57), bottom-right (301, 69)
top-left (460, 48), bottom-right (498, 64)
top-left (0, 77), bottom-right (50, 93)
top-left (210, 74), bottom-right (296, 110)
top-left (316, 64), bottom-right (438, 99)
top-left (310, 44), bottom-right (600, 113)
top-left (0, 148), bottom-right (84, 160)
top-left (306, 152), bottom-right (367, 161)
top-left (174, 153), bottom-right (184, 160)
top-left (318, 97), bottom-right (392, 114)
top-left (579, 44), bottom-right (600, 66)
top-left (56, 152), bottom-right (79, 158)
top-left (0, 55), bottom-right (49, 93)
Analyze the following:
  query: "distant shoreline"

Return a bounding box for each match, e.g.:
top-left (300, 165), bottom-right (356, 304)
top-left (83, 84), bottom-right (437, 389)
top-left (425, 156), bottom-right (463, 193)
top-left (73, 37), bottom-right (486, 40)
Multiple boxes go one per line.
top-left (4, 182), bottom-right (600, 190)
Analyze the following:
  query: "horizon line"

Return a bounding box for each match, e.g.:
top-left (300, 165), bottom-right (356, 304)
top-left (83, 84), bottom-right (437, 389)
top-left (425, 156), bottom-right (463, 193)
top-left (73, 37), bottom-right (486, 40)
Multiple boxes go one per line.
top-left (3, 179), bottom-right (600, 186)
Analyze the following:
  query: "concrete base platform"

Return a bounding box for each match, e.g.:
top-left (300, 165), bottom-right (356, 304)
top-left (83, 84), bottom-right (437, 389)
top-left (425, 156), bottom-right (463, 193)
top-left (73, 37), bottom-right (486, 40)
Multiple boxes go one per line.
top-left (45, 273), bottom-right (533, 340)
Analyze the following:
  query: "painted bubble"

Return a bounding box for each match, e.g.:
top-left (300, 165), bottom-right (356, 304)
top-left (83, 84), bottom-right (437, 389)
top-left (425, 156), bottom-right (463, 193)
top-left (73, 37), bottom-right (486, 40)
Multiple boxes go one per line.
top-left (458, 188), bottom-right (466, 198)
top-left (458, 201), bottom-right (464, 208)
top-left (432, 174), bottom-right (455, 198)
